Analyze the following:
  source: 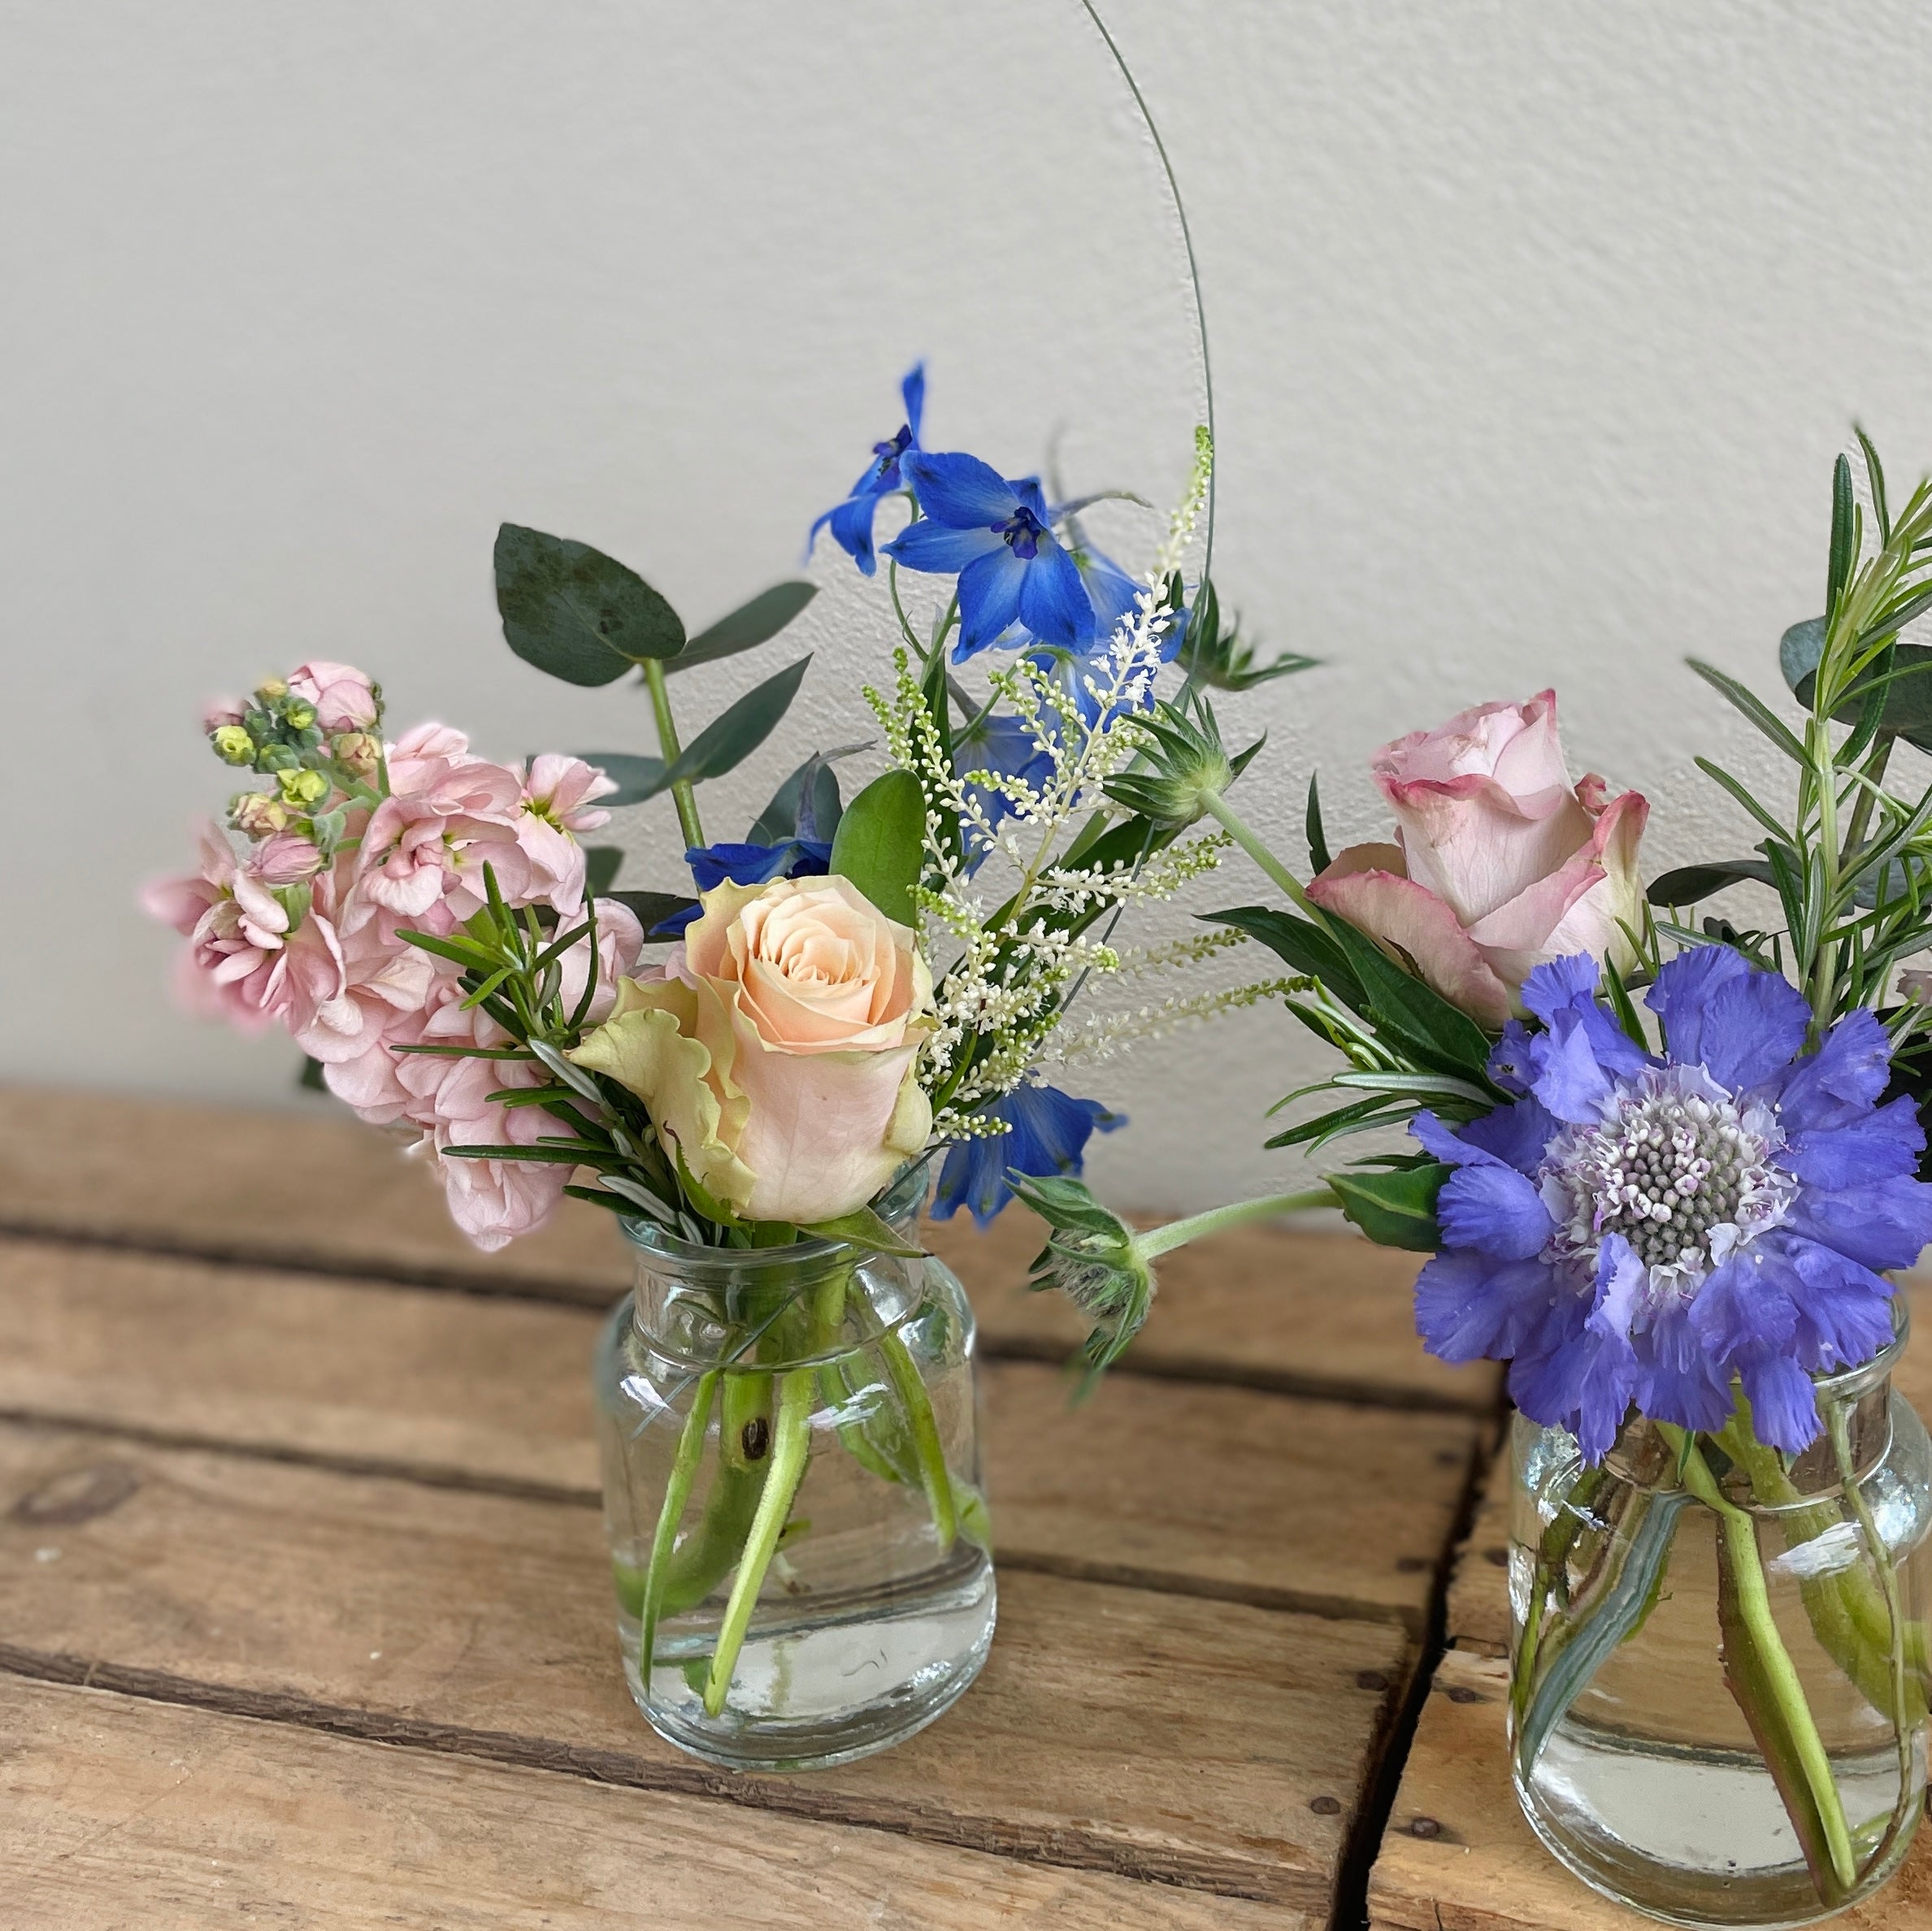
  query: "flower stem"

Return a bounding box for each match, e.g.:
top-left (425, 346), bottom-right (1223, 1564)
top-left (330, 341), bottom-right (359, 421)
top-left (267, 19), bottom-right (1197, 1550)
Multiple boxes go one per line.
top-left (1136, 1186), bottom-right (1340, 1264)
top-left (641, 657), bottom-right (704, 851)
top-left (1201, 792), bottom-right (1322, 916)
top-left (638, 1369), bottom-right (718, 1679)
top-left (878, 1326), bottom-right (956, 1553)
top-left (1668, 1426), bottom-right (1858, 1900)
top-left (701, 1270), bottom-right (845, 1719)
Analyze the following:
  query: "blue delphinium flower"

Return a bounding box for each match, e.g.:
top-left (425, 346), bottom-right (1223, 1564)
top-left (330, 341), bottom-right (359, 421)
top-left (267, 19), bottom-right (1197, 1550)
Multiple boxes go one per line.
top-left (886, 453), bottom-right (1093, 659)
top-left (658, 837), bottom-right (832, 935)
top-left (1413, 949), bottom-right (1932, 1460)
top-left (932, 1084), bottom-right (1126, 1227)
top-left (953, 709), bottom-right (1055, 848)
top-left (807, 363), bottom-right (925, 576)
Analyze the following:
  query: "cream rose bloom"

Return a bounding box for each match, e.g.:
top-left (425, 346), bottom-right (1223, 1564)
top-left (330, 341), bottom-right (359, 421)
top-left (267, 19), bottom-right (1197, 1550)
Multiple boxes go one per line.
top-left (570, 874), bottom-right (935, 1226)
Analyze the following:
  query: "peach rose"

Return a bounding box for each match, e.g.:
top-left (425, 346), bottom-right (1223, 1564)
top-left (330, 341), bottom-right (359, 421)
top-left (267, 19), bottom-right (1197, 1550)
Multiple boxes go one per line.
top-left (1307, 691), bottom-right (1648, 1026)
top-left (570, 874), bottom-right (935, 1226)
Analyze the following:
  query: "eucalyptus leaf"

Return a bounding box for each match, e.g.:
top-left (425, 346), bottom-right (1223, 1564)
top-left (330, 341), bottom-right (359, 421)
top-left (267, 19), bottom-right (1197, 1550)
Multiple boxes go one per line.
top-left (830, 769), bottom-right (925, 925)
top-left (574, 753), bottom-right (668, 806)
top-left (606, 888), bottom-right (700, 937)
top-left (667, 582), bottom-right (817, 675)
top-left (1647, 859), bottom-right (1777, 906)
top-left (662, 657), bottom-right (812, 790)
top-left (584, 846), bottom-right (623, 898)
top-left (494, 525), bottom-right (684, 685)
top-left (1780, 618), bottom-right (1932, 748)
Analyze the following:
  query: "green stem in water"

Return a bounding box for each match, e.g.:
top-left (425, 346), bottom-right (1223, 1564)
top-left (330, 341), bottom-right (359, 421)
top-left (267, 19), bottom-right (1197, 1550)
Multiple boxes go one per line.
top-left (878, 1326), bottom-right (956, 1553)
top-left (1136, 1187), bottom-right (1340, 1264)
top-left (701, 1270), bottom-right (847, 1719)
top-left (637, 1369), bottom-right (718, 1678)
top-left (1666, 1426), bottom-right (1858, 1901)
top-left (641, 657), bottom-right (704, 851)
top-left (1828, 1401), bottom-right (1919, 1877)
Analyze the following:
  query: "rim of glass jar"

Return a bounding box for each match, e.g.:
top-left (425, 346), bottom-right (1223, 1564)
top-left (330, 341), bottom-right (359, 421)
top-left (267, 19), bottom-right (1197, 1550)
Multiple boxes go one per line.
top-left (614, 1155), bottom-right (935, 1280)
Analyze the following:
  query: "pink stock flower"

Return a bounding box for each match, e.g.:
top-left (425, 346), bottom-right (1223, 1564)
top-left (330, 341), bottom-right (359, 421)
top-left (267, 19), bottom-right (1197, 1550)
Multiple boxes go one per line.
top-left (357, 797), bottom-right (526, 923)
top-left (141, 824), bottom-right (295, 1029)
top-left (254, 831), bottom-right (327, 884)
top-left (286, 660), bottom-right (380, 731)
top-left (515, 755), bottom-right (619, 911)
top-left (202, 696), bottom-right (247, 731)
top-left (1307, 691), bottom-right (1648, 1026)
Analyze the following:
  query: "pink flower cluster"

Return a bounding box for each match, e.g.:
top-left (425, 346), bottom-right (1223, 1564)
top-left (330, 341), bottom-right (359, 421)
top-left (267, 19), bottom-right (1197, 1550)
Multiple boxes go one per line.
top-left (145, 663), bottom-right (642, 1250)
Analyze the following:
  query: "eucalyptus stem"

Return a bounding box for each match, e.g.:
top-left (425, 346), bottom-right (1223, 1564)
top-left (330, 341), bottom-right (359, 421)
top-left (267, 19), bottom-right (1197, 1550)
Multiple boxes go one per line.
top-left (641, 657), bottom-right (704, 850)
top-left (1139, 1186), bottom-right (1340, 1262)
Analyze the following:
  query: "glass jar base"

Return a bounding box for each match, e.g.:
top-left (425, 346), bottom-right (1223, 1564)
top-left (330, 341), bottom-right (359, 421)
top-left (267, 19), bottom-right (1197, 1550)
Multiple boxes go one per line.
top-left (1515, 1736), bottom-right (1922, 1929)
top-left (621, 1558), bottom-right (996, 1772)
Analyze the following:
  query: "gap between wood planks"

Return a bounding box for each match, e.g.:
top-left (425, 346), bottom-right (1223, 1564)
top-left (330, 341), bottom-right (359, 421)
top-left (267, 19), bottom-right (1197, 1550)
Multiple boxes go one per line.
top-left (0, 1217), bottom-right (1487, 1419)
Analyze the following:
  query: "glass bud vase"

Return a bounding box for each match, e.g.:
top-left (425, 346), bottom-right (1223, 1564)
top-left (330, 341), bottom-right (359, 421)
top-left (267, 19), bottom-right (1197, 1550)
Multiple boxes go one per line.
top-left (592, 1169), bottom-right (994, 1772)
top-left (1509, 1314), bottom-right (1932, 1927)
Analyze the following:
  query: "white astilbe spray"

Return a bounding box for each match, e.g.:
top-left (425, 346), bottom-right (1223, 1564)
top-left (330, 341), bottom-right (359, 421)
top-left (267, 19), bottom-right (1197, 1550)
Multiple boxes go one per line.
top-left (866, 429), bottom-right (1221, 1139)
top-left (1048, 977), bottom-right (1304, 1067)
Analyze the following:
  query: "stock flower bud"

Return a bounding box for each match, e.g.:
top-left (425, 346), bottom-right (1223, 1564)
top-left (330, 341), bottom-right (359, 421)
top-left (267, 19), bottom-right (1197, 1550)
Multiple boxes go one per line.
top-left (230, 790), bottom-right (291, 837)
top-left (332, 731), bottom-right (383, 779)
top-left (282, 698), bottom-right (317, 732)
top-left (276, 766), bottom-right (330, 809)
top-left (211, 724), bottom-right (256, 766)
top-left (255, 678), bottom-right (289, 703)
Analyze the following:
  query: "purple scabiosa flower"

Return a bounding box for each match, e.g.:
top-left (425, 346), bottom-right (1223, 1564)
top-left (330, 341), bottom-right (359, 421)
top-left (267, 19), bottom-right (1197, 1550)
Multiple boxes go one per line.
top-left (1413, 948), bottom-right (1932, 1460)
top-left (807, 363), bottom-right (925, 576)
top-left (932, 1083), bottom-right (1125, 1227)
top-left (884, 453), bottom-right (1094, 658)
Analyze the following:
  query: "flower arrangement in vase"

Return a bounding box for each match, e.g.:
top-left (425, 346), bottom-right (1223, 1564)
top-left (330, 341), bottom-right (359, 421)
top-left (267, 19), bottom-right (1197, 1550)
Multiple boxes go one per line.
top-left (145, 372), bottom-right (1304, 1768)
top-left (1027, 437), bottom-right (1932, 1924)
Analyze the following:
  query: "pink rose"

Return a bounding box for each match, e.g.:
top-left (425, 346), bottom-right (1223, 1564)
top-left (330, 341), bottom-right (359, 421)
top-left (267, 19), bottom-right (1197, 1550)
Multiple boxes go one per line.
top-left (286, 660), bottom-right (380, 731)
top-left (1307, 691), bottom-right (1648, 1026)
top-left (571, 876), bottom-right (935, 1226)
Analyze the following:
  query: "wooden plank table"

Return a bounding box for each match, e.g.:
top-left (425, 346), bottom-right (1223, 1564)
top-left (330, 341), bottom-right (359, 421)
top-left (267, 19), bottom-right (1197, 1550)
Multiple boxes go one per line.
top-left (2, 1087), bottom-right (1923, 1927)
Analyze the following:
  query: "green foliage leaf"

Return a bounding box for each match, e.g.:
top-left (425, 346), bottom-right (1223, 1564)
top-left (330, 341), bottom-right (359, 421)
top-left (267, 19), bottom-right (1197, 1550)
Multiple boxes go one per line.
top-left (607, 889), bottom-right (699, 937)
top-left (749, 744), bottom-right (866, 844)
top-left (1646, 858), bottom-right (1777, 905)
top-left (494, 525), bottom-right (683, 685)
top-left (1305, 773), bottom-right (1331, 874)
top-left (1687, 657), bottom-right (1808, 766)
top-left (1828, 453), bottom-right (1856, 617)
top-left (1327, 1162), bottom-right (1449, 1252)
top-left (573, 753), bottom-right (668, 806)
top-left (662, 657), bottom-right (812, 791)
top-left (298, 1054), bottom-right (326, 1092)
top-left (584, 846), bottom-right (623, 898)
top-left (667, 582), bottom-right (817, 675)
top-left (830, 768), bottom-right (925, 924)
top-left (1205, 905), bottom-right (1364, 1007)
top-left (1779, 618), bottom-right (1932, 749)
top-left (801, 1205), bottom-right (927, 1257)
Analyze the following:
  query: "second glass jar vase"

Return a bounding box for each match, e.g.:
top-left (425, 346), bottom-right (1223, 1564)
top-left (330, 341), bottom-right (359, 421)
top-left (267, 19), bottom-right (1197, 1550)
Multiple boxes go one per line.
top-left (1509, 1314), bottom-right (1931, 1927)
top-left (592, 1171), bottom-right (993, 1771)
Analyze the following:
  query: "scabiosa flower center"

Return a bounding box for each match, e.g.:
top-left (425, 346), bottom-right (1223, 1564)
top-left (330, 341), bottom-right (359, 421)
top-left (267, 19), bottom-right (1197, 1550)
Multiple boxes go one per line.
top-left (1540, 1064), bottom-right (1795, 1288)
top-left (995, 502), bottom-right (1048, 560)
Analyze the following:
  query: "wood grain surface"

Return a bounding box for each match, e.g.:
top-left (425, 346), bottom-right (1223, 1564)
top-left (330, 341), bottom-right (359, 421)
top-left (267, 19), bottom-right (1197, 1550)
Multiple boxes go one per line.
top-left (0, 1084), bottom-right (1494, 1412)
top-left (0, 1674), bottom-right (1296, 1931)
top-left (0, 1084), bottom-right (1496, 1926)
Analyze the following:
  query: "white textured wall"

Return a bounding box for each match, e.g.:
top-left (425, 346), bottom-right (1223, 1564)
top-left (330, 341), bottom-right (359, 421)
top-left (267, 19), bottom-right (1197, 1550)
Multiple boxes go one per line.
top-left (7, 1), bottom-right (1932, 1213)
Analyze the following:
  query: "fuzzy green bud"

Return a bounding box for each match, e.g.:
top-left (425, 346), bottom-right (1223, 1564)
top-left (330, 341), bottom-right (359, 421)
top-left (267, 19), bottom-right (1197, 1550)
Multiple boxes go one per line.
top-left (1009, 1174), bottom-right (1157, 1377)
top-left (255, 744), bottom-right (299, 774)
top-left (1102, 701), bottom-right (1253, 830)
top-left (281, 697), bottom-right (317, 733)
top-left (211, 724), bottom-right (255, 766)
top-left (332, 731), bottom-right (383, 780)
top-left (276, 766), bottom-right (330, 809)
top-left (254, 678), bottom-right (289, 703)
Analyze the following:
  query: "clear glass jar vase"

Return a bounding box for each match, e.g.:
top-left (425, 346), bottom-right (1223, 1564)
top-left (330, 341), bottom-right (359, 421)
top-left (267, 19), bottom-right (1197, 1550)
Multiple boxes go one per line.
top-left (591, 1169), bottom-right (994, 1772)
top-left (1509, 1313), bottom-right (1932, 1927)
